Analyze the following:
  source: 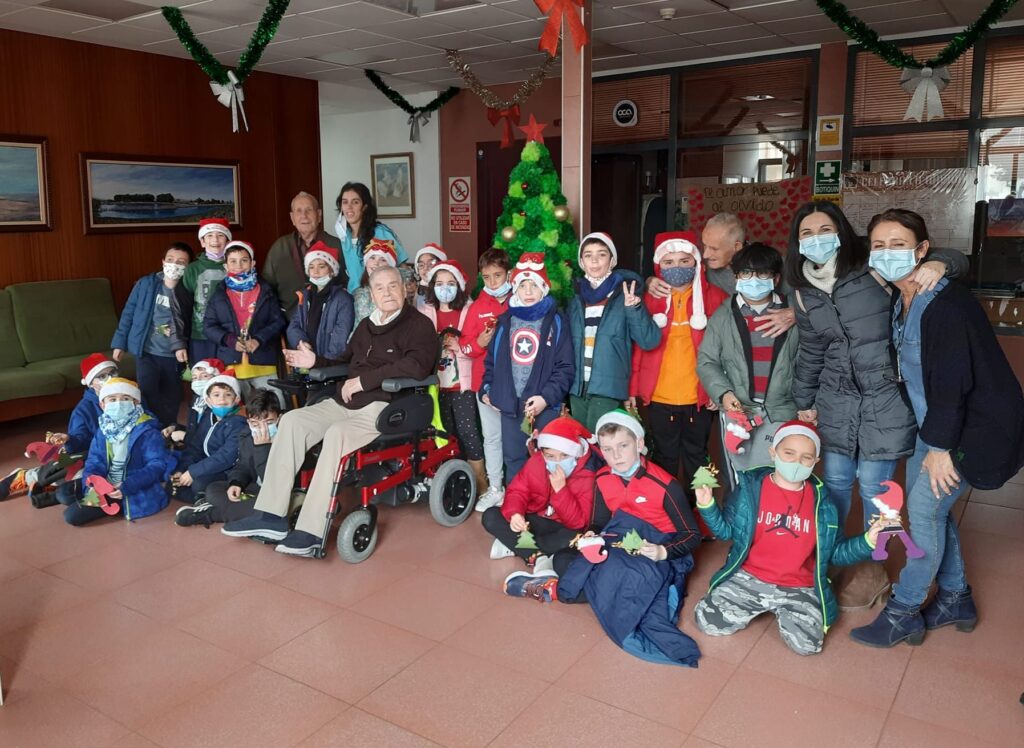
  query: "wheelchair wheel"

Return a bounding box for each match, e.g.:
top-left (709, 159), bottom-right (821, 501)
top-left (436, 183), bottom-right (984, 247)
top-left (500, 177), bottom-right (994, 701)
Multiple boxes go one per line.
top-left (336, 508), bottom-right (378, 564)
top-left (428, 459), bottom-right (476, 527)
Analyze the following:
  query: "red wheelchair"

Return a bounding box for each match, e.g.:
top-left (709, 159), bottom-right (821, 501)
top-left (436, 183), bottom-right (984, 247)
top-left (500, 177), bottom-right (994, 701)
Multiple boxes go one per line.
top-left (272, 365), bottom-right (478, 563)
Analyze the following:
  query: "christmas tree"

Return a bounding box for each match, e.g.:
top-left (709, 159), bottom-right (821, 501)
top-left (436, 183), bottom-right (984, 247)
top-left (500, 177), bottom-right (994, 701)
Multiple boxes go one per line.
top-left (492, 116), bottom-right (579, 301)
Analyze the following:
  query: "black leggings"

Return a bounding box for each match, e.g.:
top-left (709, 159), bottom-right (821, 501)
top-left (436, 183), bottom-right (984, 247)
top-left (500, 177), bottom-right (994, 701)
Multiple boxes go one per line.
top-left (440, 390), bottom-right (484, 461)
top-left (481, 507), bottom-right (578, 562)
top-left (648, 402), bottom-right (715, 502)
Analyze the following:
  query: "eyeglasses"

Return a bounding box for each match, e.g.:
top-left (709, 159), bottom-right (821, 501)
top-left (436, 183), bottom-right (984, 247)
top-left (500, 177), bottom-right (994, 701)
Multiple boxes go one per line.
top-left (736, 271), bottom-right (774, 280)
top-left (92, 372), bottom-right (116, 384)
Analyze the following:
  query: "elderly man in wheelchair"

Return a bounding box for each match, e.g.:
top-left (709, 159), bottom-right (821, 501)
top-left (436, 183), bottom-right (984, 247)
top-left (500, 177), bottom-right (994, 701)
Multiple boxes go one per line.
top-left (222, 265), bottom-right (474, 558)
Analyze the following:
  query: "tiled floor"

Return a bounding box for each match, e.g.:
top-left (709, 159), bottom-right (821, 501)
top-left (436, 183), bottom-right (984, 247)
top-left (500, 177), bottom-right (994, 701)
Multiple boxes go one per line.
top-left (1, 412), bottom-right (1023, 747)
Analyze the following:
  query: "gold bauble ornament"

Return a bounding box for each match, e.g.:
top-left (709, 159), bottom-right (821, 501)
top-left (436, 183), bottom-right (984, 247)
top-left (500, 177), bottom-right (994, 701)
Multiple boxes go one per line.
top-left (501, 226), bottom-right (517, 242)
top-left (553, 205), bottom-right (570, 222)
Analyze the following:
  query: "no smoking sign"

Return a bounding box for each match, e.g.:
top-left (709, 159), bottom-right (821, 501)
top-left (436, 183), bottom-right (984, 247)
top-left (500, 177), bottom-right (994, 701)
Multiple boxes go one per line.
top-left (448, 176), bottom-right (472, 233)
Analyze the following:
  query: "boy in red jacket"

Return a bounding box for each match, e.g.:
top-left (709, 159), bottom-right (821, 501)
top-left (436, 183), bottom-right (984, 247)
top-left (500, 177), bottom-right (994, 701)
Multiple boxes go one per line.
top-left (461, 248), bottom-right (513, 512)
top-left (481, 416), bottom-right (597, 574)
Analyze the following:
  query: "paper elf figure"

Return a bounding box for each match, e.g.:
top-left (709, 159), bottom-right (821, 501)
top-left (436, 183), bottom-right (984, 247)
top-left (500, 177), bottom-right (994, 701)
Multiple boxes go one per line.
top-left (575, 534), bottom-right (608, 564)
top-left (870, 480), bottom-right (925, 561)
top-left (723, 410), bottom-right (764, 454)
top-left (24, 441), bottom-right (61, 465)
top-left (84, 475), bottom-right (122, 516)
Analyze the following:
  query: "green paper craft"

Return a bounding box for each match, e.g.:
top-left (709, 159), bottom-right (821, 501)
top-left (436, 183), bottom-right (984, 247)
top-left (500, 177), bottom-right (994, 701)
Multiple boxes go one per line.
top-left (613, 528), bottom-right (645, 555)
top-left (691, 464), bottom-right (721, 490)
top-left (520, 413), bottom-right (534, 436)
top-left (516, 529), bottom-right (539, 550)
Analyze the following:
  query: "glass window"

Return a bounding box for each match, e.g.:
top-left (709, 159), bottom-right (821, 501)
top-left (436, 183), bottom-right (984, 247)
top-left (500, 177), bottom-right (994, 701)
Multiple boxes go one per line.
top-left (593, 75), bottom-right (670, 145)
top-left (851, 42), bottom-right (972, 126)
top-left (677, 140), bottom-right (806, 183)
top-left (849, 131), bottom-right (969, 172)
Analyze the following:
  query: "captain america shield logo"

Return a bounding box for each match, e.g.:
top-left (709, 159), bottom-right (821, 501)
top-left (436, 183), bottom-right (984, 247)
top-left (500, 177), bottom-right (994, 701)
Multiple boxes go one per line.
top-left (510, 328), bottom-right (541, 364)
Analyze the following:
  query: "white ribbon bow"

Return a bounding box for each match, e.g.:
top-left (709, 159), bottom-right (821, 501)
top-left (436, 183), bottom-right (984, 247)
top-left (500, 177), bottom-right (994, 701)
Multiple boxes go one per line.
top-left (407, 110), bottom-right (431, 143)
top-left (210, 70), bottom-right (249, 133)
top-left (900, 66), bottom-right (950, 122)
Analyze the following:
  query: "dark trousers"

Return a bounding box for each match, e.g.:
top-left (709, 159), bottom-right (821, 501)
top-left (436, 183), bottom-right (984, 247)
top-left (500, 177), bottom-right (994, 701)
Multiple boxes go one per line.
top-left (57, 487), bottom-right (119, 526)
top-left (552, 547), bottom-right (587, 603)
top-left (203, 480), bottom-right (259, 523)
top-left (56, 478), bottom-right (83, 505)
top-left (138, 353), bottom-right (183, 427)
top-left (439, 390), bottom-right (483, 461)
top-left (648, 402), bottom-right (714, 502)
top-left (188, 338), bottom-right (218, 364)
top-left (500, 406), bottom-right (558, 482)
top-left (481, 507), bottom-right (578, 562)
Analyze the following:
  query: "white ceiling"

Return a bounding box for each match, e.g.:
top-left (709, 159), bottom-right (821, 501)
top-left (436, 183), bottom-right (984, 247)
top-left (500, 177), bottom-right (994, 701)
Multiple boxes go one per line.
top-left (3, 0), bottom-right (1024, 111)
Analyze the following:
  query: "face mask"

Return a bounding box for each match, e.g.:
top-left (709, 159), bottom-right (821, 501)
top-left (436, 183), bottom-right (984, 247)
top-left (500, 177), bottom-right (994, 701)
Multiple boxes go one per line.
top-left (774, 456), bottom-right (814, 484)
top-left (103, 400), bottom-right (136, 421)
top-left (869, 248), bottom-right (919, 282)
top-left (484, 281), bottom-right (512, 298)
top-left (545, 456), bottom-right (577, 476)
top-left (661, 266), bottom-right (696, 288)
top-left (210, 404), bottom-right (237, 418)
top-left (799, 233), bottom-right (841, 265)
top-left (225, 270), bottom-right (257, 292)
top-left (162, 262), bottom-right (186, 281)
top-left (736, 276), bottom-right (775, 301)
top-left (434, 285), bottom-right (458, 304)
top-left (310, 275), bottom-right (332, 289)
top-left (612, 460), bottom-right (641, 479)
top-left (206, 246), bottom-right (226, 261)
top-left (191, 378), bottom-right (212, 397)
top-left (250, 422), bottom-right (278, 439)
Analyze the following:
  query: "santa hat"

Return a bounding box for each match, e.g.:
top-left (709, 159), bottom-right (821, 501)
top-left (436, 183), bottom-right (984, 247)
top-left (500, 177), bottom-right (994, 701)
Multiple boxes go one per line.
top-left (414, 243), bottom-right (447, 265)
top-left (772, 420), bottom-right (821, 457)
top-left (304, 241), bottom-right (340, 276)
top-left (427, 260), bottom-right (468, 291)
top-left (99, 377), bottom-right (141, 403)
top-left (80, 353), bottom-right (116, 385)
top-left (536, 416), bottom-right (592, 459)
top-left (198, 217), bottom-right (232, 241)
top-left (191, 358), bottom-right (225, 377)
top-left (224, 240), bottom-right (254, 259)
top-left (205, 374), bottom-right (241, 400)
top-left (363, 238), bottom-right (398, 268)
top-left (578, 232), bottom-right (618, 271)
top-left (510, 252), bottom-right (550, 297)
top-left (595, 409), bottom-right (644, 441)
top-left (651, 230), bottom-right (706, 331)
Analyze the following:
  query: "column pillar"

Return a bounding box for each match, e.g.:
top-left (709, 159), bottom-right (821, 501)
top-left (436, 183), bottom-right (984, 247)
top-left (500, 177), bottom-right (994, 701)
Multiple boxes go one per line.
top-left (560, 1), bottom-right (593, 236)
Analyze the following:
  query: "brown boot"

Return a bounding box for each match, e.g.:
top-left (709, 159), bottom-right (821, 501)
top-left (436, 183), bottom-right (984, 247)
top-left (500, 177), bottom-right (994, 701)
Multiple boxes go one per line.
top-left (468, 459), bottom-right (489, 496)
top-left (837, 561), bottom-right (891, 612)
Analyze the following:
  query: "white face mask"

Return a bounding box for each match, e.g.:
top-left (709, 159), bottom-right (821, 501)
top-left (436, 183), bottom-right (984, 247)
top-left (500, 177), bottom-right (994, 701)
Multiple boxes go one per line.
top-left (163, 262), bottom-right (186, 281)
top-left (310, 275), bottom-right (332, 289)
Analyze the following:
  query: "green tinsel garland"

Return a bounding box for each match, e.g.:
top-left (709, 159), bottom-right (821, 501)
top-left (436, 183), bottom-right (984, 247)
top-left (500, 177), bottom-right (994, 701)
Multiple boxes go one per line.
top-left (161, 0), bottom-right (290, 84)
top-left (365, 70), bottom-right (460, 115)
top-left (816, 0), bottom-right (1019, 68)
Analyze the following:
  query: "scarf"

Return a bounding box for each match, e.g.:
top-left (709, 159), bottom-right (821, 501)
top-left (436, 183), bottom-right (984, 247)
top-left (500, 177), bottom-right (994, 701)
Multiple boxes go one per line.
top-left (99, 405), bottom-right (143, 444)
top-left (579, 271), bottom-right (619, 305)
top-left (370, 307), bottom-right (402, 326)
top-left (802, 255), bottom-right (839, 295)
top-left (225, 270), bottom-right (258, 292)
top-left (509, 295), bottom-right (555, 321)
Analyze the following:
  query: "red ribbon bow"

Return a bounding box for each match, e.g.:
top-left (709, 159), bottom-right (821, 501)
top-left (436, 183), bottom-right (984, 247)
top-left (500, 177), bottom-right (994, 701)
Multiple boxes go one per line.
top-left (487, 105), bottom-right (521, 149)
top-left (535, 0), bottom-right (588, 58)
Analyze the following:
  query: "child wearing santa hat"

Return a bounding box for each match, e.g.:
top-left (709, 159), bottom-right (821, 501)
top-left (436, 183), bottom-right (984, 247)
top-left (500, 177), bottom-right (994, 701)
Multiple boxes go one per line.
top-left (285, 241), bottom-right (354, 370)
top-left (414, 243), bottom-right (447, 309)
top-left (483, 416), bottom-right (598, 572)
top-left (352, 238), bottom-right (399, 329)
top-left (482, 252), bottom-right (575, 480)
top-left (693, 421), bottom-right (886, 655)
top-left (183, 217), bottom-right (233, 362)
top-left (68, 377), bottom-right (175, 526)
top-left (630, 231), bottom-right (727, 506)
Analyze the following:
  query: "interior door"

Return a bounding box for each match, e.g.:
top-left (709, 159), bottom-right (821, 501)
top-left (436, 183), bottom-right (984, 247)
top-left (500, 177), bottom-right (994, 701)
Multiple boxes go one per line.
top-left (591, 153), bottom-right (643, 272)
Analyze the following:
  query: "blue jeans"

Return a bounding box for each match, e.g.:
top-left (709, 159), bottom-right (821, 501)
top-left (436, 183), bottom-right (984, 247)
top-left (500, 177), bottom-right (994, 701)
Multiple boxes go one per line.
top-left (892, 438), bottom-right (969, 607)
top-left (137, 353), bottom-right (183, 427)
top-left (822, 451), bottom-right (897, 531)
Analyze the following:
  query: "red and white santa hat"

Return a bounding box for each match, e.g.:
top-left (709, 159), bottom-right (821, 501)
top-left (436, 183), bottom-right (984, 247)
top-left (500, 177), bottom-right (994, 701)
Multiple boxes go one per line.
top-left (651, 230), bottom-right (706, 331)
top-left (578, 232), bottom-right (618, 271)
top-left (363, 238), bottom-right (398, 268)
top-left (510, 252), bottom-right (551, 297)
top-left (427, 260), bottom-right (468, 291)
top-left (536, 416), bottom-right (592, 459)
top-left (414, 243), bottom-right (447, 266)
top-left (80, 353), bottom-right (117, 386)
top-left (198, 217), bottom-right (232, 241)
top-left (205, 373), bottom-right (241, 400)
top-left (594, 409), bottom-right (644, 441)
top-left (304, 241), bottom-right (340, 276)
top-left (772, 420), bottom-right (821, 457)
top-left (224, 240), bottom-right (254, 259)
top-left (99, 377), bottom-right (141, 403)
top-left (191, 358), bottom-right (225, 377)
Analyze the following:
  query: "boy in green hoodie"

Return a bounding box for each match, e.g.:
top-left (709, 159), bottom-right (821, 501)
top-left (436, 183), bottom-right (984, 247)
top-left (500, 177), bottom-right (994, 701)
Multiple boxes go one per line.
top-left (183, 217), bottom-right (232, 361)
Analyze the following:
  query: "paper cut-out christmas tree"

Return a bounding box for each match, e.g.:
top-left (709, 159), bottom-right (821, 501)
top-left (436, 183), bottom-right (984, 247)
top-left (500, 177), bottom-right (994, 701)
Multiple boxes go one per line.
top-left (516, 529), bottom-right (539, 550)
top-left (613, 528), bottom-right (645, 555)
top-left (691, 464), bottom-right (721, 490)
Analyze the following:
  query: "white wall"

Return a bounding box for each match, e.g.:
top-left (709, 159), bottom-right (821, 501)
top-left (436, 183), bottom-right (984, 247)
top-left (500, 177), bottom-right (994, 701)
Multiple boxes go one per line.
top-left (319, 84), bottom-right (441, 256)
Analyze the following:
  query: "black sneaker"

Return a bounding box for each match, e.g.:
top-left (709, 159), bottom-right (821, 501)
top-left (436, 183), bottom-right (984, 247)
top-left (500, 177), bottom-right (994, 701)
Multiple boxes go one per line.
top-left (175, 503), bottom-right (213, 528)
top-left (274, 530), bottom-right (323, 557)
top-left (221, 510), bottom-right (289, 541)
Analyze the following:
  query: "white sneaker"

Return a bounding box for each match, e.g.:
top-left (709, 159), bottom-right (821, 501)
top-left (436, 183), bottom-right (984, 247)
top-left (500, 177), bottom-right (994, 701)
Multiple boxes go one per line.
top-left (489, 539), bottom-right (515, 560)
top-left (532, 554), bottom-right (556, 576)
top-left (475, 487), bottom-right (505, 512)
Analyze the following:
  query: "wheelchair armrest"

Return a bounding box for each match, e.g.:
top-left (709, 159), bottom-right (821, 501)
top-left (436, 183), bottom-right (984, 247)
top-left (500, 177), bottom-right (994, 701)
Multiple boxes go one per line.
top-left (307, 365), bottom-right (350, 383)
top-left (381, 375), bottom-right (439, 393)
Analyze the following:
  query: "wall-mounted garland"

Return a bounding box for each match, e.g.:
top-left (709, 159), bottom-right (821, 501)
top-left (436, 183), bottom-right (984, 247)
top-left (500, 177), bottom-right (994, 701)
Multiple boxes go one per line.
top-left (364, 70), bottom-right (460, 143)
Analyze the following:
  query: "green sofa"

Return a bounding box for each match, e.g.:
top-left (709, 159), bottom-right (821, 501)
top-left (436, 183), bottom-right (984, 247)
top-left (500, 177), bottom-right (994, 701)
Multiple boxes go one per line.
top-left (0, 278), bottom-right (135, 421)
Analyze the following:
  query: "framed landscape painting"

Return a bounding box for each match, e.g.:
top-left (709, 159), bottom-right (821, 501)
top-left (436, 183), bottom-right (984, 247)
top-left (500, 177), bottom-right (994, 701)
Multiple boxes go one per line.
top-left (81, 155), bottom-right (241, 233)
top-left (0, 135), bottom-right (51, 232)
top-left (371, 152), bottom-right (415, 218)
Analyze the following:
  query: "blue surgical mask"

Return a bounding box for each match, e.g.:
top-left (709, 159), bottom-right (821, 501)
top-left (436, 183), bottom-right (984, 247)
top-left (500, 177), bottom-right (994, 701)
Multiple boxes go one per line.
top-left (484, 281), bottom-right (512, 298)
top-left (103, 400), bottom-right (136, 421)
top-left (309, 275), bottom-right (332, 289)
top-left (774, 456), bottom-right (814, 483)
top-left (545, 456), bottom-right (577, 476)
top-left (799, 233), bottom-right (841, 265)
top-left (661, 266), bottom-right (696, 288)
top-left (869, 248), bottom-right (919, 282)
top-left (434, 285), bottom-right (458, 304)
top-left (612, 460), bottom-right (641, 479)
top-left (735, 276), bottom-right (775, 301)
top-left (250, 422), bottom-right (278, 439)
top-left (191, 378), bottom-right (211, 397)
top-left (211, 405), bottom-right (237, 418)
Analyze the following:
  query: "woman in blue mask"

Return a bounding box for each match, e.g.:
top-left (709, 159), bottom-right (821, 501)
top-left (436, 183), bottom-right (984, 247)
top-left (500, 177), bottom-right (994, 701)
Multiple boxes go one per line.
top-left (782, 200), bottom-right (968, 611)
top-left (421, 260), bottom-right (487, 494)
top-left (850, 209), bottom-right (1024, 648)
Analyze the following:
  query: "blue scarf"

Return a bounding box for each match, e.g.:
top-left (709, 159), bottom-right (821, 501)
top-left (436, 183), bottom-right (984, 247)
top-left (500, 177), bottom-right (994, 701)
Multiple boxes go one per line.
top-left (579, 271), bottom-right (620, 305)
top-left (510, 295), bottom-right (555, 321)
top-left (98, 405), bottom-right (143, 443)
top-left (225, 270), bottom-right (257, 292)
